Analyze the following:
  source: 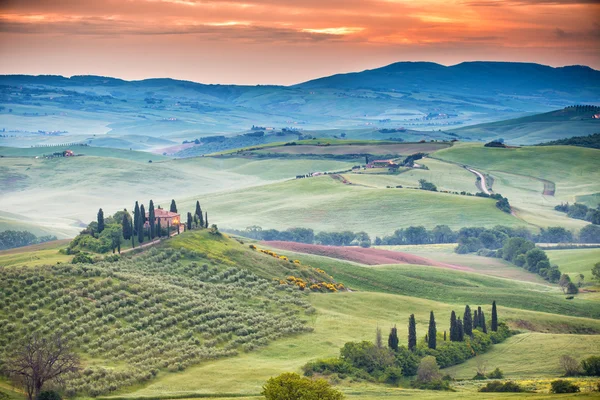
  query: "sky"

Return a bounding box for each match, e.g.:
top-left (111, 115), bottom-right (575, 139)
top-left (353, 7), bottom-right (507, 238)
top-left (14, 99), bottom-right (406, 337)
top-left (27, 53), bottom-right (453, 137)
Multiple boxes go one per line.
top-left (0, 0), bottom-right (599, 85)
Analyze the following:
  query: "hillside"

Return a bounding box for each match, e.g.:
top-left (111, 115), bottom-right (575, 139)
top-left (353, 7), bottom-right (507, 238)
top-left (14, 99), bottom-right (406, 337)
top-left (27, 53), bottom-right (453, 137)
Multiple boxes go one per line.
top-left (2, 62), bottom-right (599, 151)
top-left (451, 106), bottom-right (600, 144)
top-left (536, 132), bottom-right (600, 149)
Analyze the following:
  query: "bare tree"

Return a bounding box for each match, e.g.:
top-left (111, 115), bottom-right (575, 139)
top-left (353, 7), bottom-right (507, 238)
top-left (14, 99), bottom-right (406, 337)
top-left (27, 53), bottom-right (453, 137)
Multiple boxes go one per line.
top-left (3, 333), bottom-right (79, 400)
top-left (559, 355), bottom-right (581, 376)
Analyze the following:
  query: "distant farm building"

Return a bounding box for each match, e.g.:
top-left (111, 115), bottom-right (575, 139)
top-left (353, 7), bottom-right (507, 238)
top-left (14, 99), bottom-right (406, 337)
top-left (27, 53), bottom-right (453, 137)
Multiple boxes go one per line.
top-left (145, 208), bottom-right (180, 227)
top-left (367, 160), bottom-right (399, 169)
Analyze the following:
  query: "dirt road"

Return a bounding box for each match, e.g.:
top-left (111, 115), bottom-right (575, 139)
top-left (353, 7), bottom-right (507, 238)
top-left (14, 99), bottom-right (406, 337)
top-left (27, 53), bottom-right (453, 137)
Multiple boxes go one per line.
top-left (467, 168), bottom-right (491, 195)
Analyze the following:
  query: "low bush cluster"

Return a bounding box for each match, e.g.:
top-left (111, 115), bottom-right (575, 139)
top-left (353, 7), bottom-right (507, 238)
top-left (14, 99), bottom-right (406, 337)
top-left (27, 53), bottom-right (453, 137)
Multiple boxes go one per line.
top-left (479, 381), bottom-right (523, 392)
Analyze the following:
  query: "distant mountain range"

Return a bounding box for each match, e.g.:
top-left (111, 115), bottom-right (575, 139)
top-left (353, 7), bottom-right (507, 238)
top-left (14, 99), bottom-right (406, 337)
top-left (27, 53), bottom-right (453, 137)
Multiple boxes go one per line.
top-left (0, 61), bottom-right (598, 148)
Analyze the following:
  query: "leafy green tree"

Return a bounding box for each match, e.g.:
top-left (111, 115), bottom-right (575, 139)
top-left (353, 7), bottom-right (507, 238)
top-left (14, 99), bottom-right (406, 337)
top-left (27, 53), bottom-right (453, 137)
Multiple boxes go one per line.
top-left (592, 262), bottom-right (600, 282)
top-left (491, 301), bottom-right (498, 332)
top-left (580, 225), bottom-right (600, 243)
top-left (464, 305), bottom-right (473, 336)
top-left (97, 208), bottom-right (105, 233)
top-left (388, 326), bottom-right (399, 351)
top-left (581, 356), bottom-right (600, 376)
top-left (170, 199), bottom-right (177, 213)
top-left (408, 314), bottom-right (417, 352)
top-left (133, 201), bottom-right (140, 235)
top-left (262, 373), bottom-right (344, 400)
top-left (187, 212), bottom-right (193, 230)
top-left (148, 200), bottom-right (156, 239)
top-left (428, 311), bottom-right (436, 349)
top-left (524, 248), bottom-right (549, 273)
top-left (417, 356), bottom-right (441, 383)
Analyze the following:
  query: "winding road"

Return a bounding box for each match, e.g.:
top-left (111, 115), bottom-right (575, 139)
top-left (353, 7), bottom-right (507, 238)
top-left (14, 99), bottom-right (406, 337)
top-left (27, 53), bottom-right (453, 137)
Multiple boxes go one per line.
top-left (467, 167), bottom-right (491, 195)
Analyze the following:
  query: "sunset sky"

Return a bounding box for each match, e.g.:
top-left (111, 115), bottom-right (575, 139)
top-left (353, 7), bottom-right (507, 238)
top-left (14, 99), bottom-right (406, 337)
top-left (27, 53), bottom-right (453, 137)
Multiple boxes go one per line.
top-left (0, 0), bottom-right (599, 85)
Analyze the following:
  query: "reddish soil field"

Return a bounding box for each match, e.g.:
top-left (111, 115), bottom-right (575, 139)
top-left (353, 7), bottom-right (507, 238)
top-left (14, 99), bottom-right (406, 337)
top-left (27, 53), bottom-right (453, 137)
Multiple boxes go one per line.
top-left (263, 241), bottom-right (473, 271)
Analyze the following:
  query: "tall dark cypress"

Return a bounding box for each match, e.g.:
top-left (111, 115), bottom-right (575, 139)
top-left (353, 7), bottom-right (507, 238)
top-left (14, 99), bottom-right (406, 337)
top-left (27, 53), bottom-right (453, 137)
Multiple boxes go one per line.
top-left (187, 212), bottom-right (193, 230)
top-left (388, 326), bottom-right (399, 351)
top-left (450, 310), bottom-right (457, 342)
top-left (139, 204), bottom-right (146, 244)
top-left (97, 208), bottom-right (105, 233)
top-left (157, 217), bottom-right (162, 238)
top-left (205, 211), bottom-right (209, 228)
top-left (170, 199), bottom-right (177, 213)
top-left (195, 201), bottom-right (204, 227)
top-left (149, 200), bottom-right (156, 239)
top-left (133, 201), bottom-right (140, 235)
top-left (428, 311), bottom-right (436, 349)
top-left (131, 219), bottom-right (135, 248)
top-left (491, 301), bottom-right (498, 332)
top-left (464, 305), bottom-right (473, 337)
top-left (443, 331), bottom-right (447, 341)
top-left (122, 213), bottom-right (130, 240)
top-left (473, 309), bottom-right (479, 329)
top-left (477, 306), bottom-right (483, 329)
top-left (481, 311), bottom-right (487, 333)
top-left (457, 317), bottom-right (464, 341)
top-left (408, 314), bottom-right (417, 352)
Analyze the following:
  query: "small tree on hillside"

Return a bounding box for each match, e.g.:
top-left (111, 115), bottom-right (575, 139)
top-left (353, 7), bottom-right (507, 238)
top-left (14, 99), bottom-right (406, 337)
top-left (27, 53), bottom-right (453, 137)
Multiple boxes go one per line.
top-left (473, 309), bottom-right (479, 329)
top-left (559, 355), bottom-right (581, 376)
top-left (428, 311), bottom-right (437, 349)
top-left (491, 301), bottom-right (498, 332)
top-left (4, 333), bottom-right (79, 400)
top-left (195, 201), bottom-right (204, 227)
top-left (417, 356), bottom-right (441, 383)
top-left (388, 326), bottom-right (399, 351)
top-left (375, 326), bottom-right (383, 348)
top-left (408, 314), bottom-right (417, 352)
top-left (149, 200), bottom-right (156, 239)
top-left (170, 199), bottom-right (177, 213)
top-left (464, 305), bottom-right (473, 336)
top-left (262, 372), bottom-right (343, 400)
top-left (138, 204), bottom-right (146, 244)
top-left (481, 311), bottom-right (487, 333)
top-left (133, 201), bottom-right (140, 235)
top-left (97, 208), bottom-right (105, 234)
top-left (449, 311), bottom-right (458, 342)
top-left (457, 317), bottom-right (464, 341)
top-left (592, 262), bottom-right (600, 282)
top-left (559, 274), bottom-right (572, 294)
top-left (205, 211), bottom-right (209, 228)
top-left (187, 212), bottom-right (193, 230)
top-left (122, 213), bottom-right (131, 240)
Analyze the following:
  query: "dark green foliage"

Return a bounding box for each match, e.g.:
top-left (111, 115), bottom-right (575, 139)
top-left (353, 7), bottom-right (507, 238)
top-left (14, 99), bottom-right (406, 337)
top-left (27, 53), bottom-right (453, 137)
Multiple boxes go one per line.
top-left (428, 311), bottom-right (436, 349)
top-left (0, 231), bottom-right (57, 251)
top-left (481, 311), bottom-right (487, 333)
top-left (133, 201), bottom-right (140, 235)
top-left (473, 309), bottom-right (479, 329)
top-left (195, 201), bottom-right (204, 227)
top-left (340, 341), bottom-right (394, 374)
top-left (71, 252), bottom-right (94, 264)
top-left (538, 226), bottom-right (574, 243)
top-left (537, 132), bottom-right (600, 149)
top-left (418, 179), bottom-right (437, 192)
top-left (157, 217), bottom-right (162, 239)
top-left (97, 208), bottom-right (105, 233)
top-left (580, 225), bottom-right (600, 243)
top-left (148, 200), bottom-right (156, 239)
top-left (449, 311), bottom-right (458, 342)
top-left (472, 372), bottom-right (487, 380)
top-left (554, 202), bottom-right (600, 225)
top-left (457, 318), bottom-right (464, 341)
top-left (187, 212), bottom-right (193, 230)
top-left (487, 367), bottom-right (503, 379)
top-left (36, 391), bottom-right (61, 400)
top-left (550, 380), bottom-right (580, 393)
top-left (581, 356), bottom-right (600, 376)
top-left (205, 212), bottom-right (209, 229)
top-left (138, 204), bottom-right (146, 244)
top-left (491, 301), bottom-right (498, 332)
top-left (121, 213), bottom-right (131, 240)
top-left (479, 381), bottom-right (523, 392)
top-left (408, 314), bottom-right (417, 352)
top-left (381, 366), bottom-right (403, 385)
top-left (388, 326), bottom-right (399, 351)
top-left (463, 305), bottom-right (473, 337)
top-left (170, 199), bottom-right (177, 213)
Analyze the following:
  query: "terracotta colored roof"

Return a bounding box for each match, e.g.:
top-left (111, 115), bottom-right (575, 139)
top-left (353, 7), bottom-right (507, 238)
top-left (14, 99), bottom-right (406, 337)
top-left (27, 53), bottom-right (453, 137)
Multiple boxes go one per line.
top-left (146, 209), bottom-right (179, 218)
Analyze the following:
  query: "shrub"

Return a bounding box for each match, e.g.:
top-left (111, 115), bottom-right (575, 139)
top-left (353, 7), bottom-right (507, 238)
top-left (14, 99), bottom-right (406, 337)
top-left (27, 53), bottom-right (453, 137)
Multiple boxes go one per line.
top-left (479, 381), bottom-right (523, 392)
top-left (487, 367), bottom-right (504, 379)
top-left (550, 379), bottom-right (580, 393)
top-left (261, 372), bottom-right (344, 400)
top-left (472, 372), bottom-right (487, 380)
top-left (380, 366), bottom-right (403, 385)
top-left (581, 356), bottom-right (600, 376)
top-left (417, 356), bottom-right (441, 383)
top-left (559, 355), bottom-right (581, 376)
top-left (36, 391), bottom-right (61, 400)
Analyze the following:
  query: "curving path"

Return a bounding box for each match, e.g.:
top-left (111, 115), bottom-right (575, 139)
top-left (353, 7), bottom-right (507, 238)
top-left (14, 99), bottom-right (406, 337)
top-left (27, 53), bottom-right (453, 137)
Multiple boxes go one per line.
top-left (467, 167), bottom-right (491, 195)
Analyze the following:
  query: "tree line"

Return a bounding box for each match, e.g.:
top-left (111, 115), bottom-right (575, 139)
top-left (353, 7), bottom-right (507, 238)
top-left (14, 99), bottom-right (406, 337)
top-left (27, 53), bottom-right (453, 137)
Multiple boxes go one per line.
top-left (555, 202), bottom-right (600, 225)
top-left (0, 230), bottom-right (57, 251)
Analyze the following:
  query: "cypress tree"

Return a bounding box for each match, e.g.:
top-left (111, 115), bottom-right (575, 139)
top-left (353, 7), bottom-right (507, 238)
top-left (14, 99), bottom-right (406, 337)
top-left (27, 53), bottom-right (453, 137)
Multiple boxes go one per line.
top-left (122, 213), bottom-right (130, 240)
top-left (464, 305), bottom-right (473, 337)
top-left (157, 217), bottom-right (162, 238)
top-left (193, 214), bottom-right (198, 228)
top-left (375, 326), bottom-right (382, 348)
top-left (133, 201), bottom-right (140, 235)
top-left (187, 212), bottom-right (193, 230)
top-left (388, 326), bottom-right (399, 351)
top-left (167, 219), bottom-right (170, 238)
top-left (131, 219), bottom-right (135, 248)
top-left (477, 306), bottom-right (483, 329)
top-left (170, 199), bottom-right (177, 213)
top-left (457, 317), bottom-right (464, 341)
top-left (205, 211), bottom-right (209, 228)
top-left (408, 314), bottom-right (417, 352)
top-left (195, 201), bottom-right (204, 227)
top-left (473, 309), bottom-right (479, 329)
top-left (491, 301), bottom-right (498, 332)
top-left (428, 311), bottom-right (436, 349)
top-left (149, 200), bottom-right (156, 239)
top-left (443, 331), bottom-right (447, 341)
top-left (481, 311), bottom-right (487, 333)
top-left (139, 204), bottom-right (146, 244)
top-left (97, 208), bottom-right (105, 233)
top-left (450, 310), bottom-right (457, 341)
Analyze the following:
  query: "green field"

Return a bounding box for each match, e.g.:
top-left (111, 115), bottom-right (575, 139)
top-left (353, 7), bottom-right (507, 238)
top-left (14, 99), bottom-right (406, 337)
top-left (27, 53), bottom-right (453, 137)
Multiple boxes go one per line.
top-left (180, 175), bottom-right (527, 236)
top-left (0, 240), bottom-right (72, 267)
top-left (546, 248), bottom-right (600, 282)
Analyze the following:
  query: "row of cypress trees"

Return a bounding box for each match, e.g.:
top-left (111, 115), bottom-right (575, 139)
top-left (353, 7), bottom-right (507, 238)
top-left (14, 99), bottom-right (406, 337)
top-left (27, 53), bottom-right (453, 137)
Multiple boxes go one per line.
top-left (386, 301), bottom-right (499, 352)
